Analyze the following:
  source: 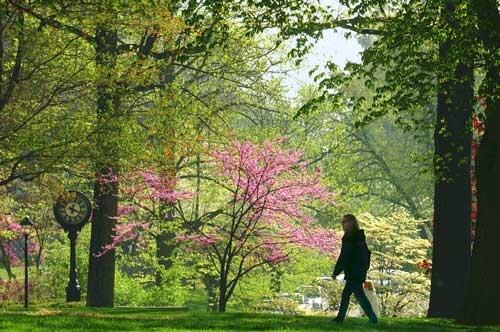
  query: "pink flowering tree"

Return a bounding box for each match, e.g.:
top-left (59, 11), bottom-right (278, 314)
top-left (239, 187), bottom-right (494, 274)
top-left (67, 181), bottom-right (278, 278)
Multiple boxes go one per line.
top-left (0, 214), bottom-right (40, 279)
top-left (178, 138), bottom-right (339, 312)
top-left (101, 138), bottom-right (339, 310)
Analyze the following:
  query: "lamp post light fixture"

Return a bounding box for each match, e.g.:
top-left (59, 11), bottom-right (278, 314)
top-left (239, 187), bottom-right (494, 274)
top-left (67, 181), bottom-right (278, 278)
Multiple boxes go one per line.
top-left (20, 216), bottom-right (34, 309)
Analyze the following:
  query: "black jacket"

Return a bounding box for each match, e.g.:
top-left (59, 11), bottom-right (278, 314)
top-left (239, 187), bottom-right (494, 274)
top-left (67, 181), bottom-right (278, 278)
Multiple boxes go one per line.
top-left (333, 229), bottom-right (371, 282)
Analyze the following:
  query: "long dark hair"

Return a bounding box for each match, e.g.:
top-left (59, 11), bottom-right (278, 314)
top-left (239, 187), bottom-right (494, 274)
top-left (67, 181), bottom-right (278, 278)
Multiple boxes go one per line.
top-left (343, 214), bottom-right (360, 232)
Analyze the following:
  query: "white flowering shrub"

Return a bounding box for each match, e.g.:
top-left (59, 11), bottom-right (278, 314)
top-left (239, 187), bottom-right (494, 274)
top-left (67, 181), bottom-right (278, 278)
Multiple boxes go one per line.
top-left (359, 212), bottom-right (431, 317)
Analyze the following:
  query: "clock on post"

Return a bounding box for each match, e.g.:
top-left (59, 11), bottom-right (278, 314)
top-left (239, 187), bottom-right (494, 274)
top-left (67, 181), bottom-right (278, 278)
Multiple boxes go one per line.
top-left (53, 191), bottom-right (92, 302)
top-left (54, 191), bottom-right (92, 231)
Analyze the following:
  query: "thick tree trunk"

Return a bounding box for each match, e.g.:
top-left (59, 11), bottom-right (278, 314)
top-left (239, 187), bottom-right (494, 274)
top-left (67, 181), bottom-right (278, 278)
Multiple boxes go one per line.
top-left (460, 107), bottom-right (500, 324)
top-left (87, 168), bottom-right (118, 307)
top-left (428, 2), bottom-right (474, 316)
top-left (459, 0), bottom-right (500, 325)
top-left (428, 63), bottom-right (473, 318)
top-left (86, 26), bottom-right (119, 307)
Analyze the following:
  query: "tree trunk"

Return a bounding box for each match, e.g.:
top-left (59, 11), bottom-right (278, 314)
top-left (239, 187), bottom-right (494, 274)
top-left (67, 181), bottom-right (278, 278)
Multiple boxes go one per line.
top-left (459, 0), bottom-right (500, 325)
top-left (218, 273), bottom-right (228, 312)
top-left (428, 63), bottom-right (473, 318)
top-left (202, 274), bottom-right (219, 312)
top-left (86, 25), bottom-right (119, 307)
top-left (154, 164), bottom-right (177, 284)
top-left (87, 168), bottom-right (118, 307)
top-left (460, 109), bottom-right (500, 324)
top-left (155, 230), bottom-right (176, 286)
top-left (0, 246), bottom-right (15, 279)
top-left (270, 265), bottom-right (284, 293)
top-left (218, 290), bottom-right (227, 313)
top-left (428, 1), bottom-right (474, 317)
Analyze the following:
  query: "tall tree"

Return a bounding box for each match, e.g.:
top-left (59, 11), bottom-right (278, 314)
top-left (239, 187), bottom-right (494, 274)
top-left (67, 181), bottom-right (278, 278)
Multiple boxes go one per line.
top-left (87, 16), bottom-right (120, 307)
top-left (428, 0), bottom-right (474, 318)
top-left (288, 1), bottom-right (476, 317)
top-left (460, 0), bottom-right (500, 324)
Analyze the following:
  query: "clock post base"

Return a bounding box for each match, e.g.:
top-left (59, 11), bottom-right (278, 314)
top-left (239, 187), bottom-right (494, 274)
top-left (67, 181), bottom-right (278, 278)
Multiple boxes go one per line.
top-left (66, 284), bottom-right (81, 302)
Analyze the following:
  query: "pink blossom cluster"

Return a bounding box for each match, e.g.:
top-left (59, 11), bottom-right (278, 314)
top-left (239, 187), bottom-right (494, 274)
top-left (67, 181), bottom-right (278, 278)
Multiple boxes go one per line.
top-left (279, 221), bottom-right (341, 256)
top-left (210, 138), bottom-right (335, 226)
top-left (259, 240), bottom-right (291, 263)
top-left (177, 233), bottom-right (219, 246)
top-left (121, 170), bottom-right (194, 204)
top-left (117, 204), bottom-right (137, 217)
top-left (96, 221), bottom-right (151, 257)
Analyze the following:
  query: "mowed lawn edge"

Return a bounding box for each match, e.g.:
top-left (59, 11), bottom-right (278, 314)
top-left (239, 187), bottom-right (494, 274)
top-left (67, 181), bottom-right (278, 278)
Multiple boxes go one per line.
top-left (0, 307), bottom-right (499, 332)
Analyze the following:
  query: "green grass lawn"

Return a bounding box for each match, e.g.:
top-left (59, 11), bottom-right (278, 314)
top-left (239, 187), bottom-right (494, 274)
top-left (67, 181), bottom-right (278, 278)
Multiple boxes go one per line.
top-left (0, 306), bottom-right (499, 332)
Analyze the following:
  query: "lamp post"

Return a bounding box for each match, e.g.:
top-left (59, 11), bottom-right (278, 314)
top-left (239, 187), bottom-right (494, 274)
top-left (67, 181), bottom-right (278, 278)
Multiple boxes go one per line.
top-left (20, 216), bottom-right (34, 309)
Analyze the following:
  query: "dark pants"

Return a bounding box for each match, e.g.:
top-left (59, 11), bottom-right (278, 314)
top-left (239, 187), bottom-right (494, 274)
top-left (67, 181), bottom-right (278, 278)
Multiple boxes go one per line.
top-left (336, 280), bottom-right (377, 321)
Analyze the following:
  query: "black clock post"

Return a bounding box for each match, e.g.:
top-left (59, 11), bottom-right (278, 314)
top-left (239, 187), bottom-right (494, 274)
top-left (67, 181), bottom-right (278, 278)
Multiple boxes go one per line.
top-left (66, 230), bottom-right (81, 301)
top-left (53, 191), bottom-right (92, 302)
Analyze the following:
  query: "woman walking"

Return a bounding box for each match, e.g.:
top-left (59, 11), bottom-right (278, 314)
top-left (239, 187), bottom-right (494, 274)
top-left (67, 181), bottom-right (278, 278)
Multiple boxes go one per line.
top-left (332, 214), bottom-right (378, 324)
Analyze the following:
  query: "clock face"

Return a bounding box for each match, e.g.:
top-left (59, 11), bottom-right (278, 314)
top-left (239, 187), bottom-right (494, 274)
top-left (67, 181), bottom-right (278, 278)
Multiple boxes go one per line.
top-left (54, 191), bottom-right (92, 229)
